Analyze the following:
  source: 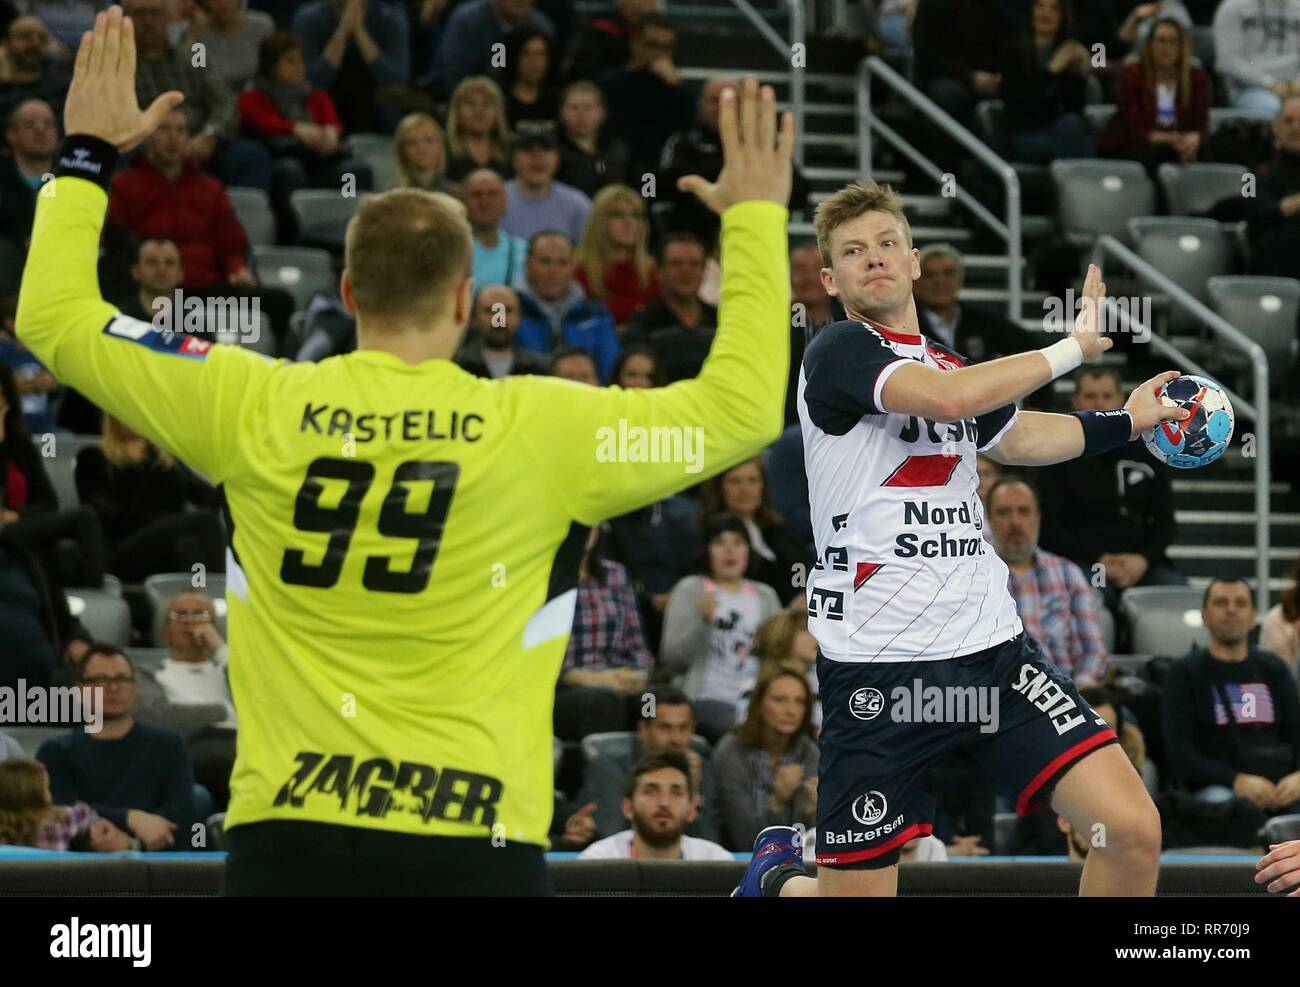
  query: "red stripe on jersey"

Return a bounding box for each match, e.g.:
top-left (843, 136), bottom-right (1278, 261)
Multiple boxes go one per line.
top-left (862, 317), bottom-right (922, 345)
top-left (925, 344), bottom-right (964, 371)
top-left (854, 561), bottom-right (884, 591)
top-left (881, 453), bottom-right (961, 488)
top-left (814, 822), bottom-right (934, 866)
top-left (1015, 729), bottom-right (1118, 816)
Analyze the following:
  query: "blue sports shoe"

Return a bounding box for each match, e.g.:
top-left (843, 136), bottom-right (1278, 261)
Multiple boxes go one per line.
top-left (731, 826), bottom-right (805, 897)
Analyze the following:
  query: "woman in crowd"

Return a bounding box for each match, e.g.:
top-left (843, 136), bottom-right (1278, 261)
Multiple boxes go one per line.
top-left (707, 660), bottom-right (818, 850)
top-left (751, 599), bottom-right (820, 728)
top-left (700, 457), bottom-right (809, 606)
top-left (555, 81), bottom-right (631, 199)
top-left (393, 112), bottom-right (457, 194)
top-left (610, 343), bottom-right (661, 389)
top-left (1099, 18), bottom-right (1209, 178)
top-left (75, 415), bottom-right (225, 583)
top-left (575, 185), bottom-right (659, 328)
top-left (555, 526), bottom-right (654, 742)
top-left (499, 27), bottom-right (560, 128)
top-left (660, 513), bottom-right (781, 741)
top-left (444, 76), bottom-right (514, 182)
top-left (0, 759), bottom-right (130, 851)
top-left (1261, 559), bottom-right (1300, 676)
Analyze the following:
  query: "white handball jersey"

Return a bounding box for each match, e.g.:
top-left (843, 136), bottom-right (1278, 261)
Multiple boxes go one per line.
top-left (797, 318), bottom-right (1024, 664)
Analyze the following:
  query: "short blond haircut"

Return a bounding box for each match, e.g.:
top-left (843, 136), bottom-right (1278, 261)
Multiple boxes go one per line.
top-left (345, 189), bottom-right (473, 323)
top-left (813, 180), bottom-right (911, 266)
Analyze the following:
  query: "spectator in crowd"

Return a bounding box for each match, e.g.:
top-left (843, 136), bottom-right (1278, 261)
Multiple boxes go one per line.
top-left (763, 426), bottom-right (812, 552)
top-left (1037, 365), bottom-right (1184, 612)
top-left (454, 283), bottom-right (550, 377)
top-left (999, 0), bottom-right (1095, 164)
top-left (0, 363), bottom-right (107, 587)
top-left (570, 685), bottom-right (715, 842)
top-left (461, 168), bottom-right (526, 288)
top-left (609, 342), bottom-right (658, 388)
top-left (1162, 578), bottom-right (1300, 813)
top-left (1081, 684), bottom-right (1156, 792)
top-left (16, 0), bottom-right (111, 49)
top-left (1213, 0), bottom-right (1300, 115)
top-left (578, 750), bottom-right (732, 859)
top-left (562, 0), bottom-right (654, 82)
top-left (239, 31), bottom-right (371, 241)
top-left (188, 0), bottom-right (275, 91)
top-left (124, 0), bottom-right (273, 192)
top-left (443, 75), bottom-right (513, 181)
top-left (292, 0), bottom-right (411, 135)
top-left (1260, 559), bottom-right (1300, 676)
top-left (872, 0), bottom-right (916, 52)
top-left (0, 288), bottom-right (59, 434)
top-left (700, 458), bottom-right (809, 606)
top-left (976, 453), bottom-right (1002, 506)
top-left (1116, 0), bottom-right (1192, 55)
top-left (0, 538), bottom-right (85, 690)
top-left (707, 660), bottom-right (818, 850)
top-left (499, 25), bottom-right (558, 127)
top-left (119, 236), bottom-right (183, 322)
top-left (501, 125), bottom-right (591, 244)
top-left (750, 599), bottom-right (820, 728)
top-left (554, 524), bottom-right (652, 741)
top-left (914, 243), bottom-right (1038, 362)
top-left (107, 107), bottom-right (293, 350)
top-left (0, 731), bottom-right (22, 761)
top-left (394, 110), bottom-right (455, 193)
top-left (911, 0), bottom-right (1008, 128)
top-left (75, 415), bottom-right (225, 583)
top-left (785, 243), bottom-right (833, 425)
top-left (574, 183), bottom-right (657, 327)
top-left (0, 15), bottom-right (69, 137)
top-left (660, 512), bottom-right (782, 740)
top-left (1099, 17), bottom-right (1209, 178)
top-left (555, 80), bottom-right (630, 198)
top-left (623, 233), bottom-right (715, 383)
top-left (1245, 96), bottom-right (1300, 277)
top-left (607, 493), bottom-right (700, 653)
top-left (550, 344), bottom-right (599, 384)
top-left (659, 75), bottom-right (810, 254)
top-left (38, 646), bottom-right (199, 850)
top-left (516, 231), bottom-right (619, 380)
top-left (0, 98), bottom-right (55, 260)
top-left (433, 0), bottom-right (553, 97)
top-left (986, 478), bottom-right (1110, 687)
top-left (0, 759), bottom-right (132, 850)
top-left (596, 13), bottom-right (693, 181)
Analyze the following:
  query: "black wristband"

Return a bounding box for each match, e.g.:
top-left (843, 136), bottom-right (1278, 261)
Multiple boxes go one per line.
top-left (53, 134), bottom-right (119, 194)
top-left (1073, 409), bottom-right (1134, 458)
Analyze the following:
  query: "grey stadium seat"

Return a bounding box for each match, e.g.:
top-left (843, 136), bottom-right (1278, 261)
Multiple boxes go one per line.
top-left (289, 189), bottom-right (360, 250)
top-left (1083, 103), bottom-right (1117, 137)
top-left (226, 186), bottom-right (276, 247)
top-left (1207, 276), bottom-right (1300, 392)
top-left (580, 731), bottom-right (713, 765)
top-left (66, 589), bottom-right (132, 647)
top-left (347, 133), bottom-right (399, 191)
top-left (1157, 162), bottom-right (1250, 216)
top-left (4, 726), bottom-right (69, 759)
top-left (1120, 586), bottom-right (1207, 657)
top-left (124, 647), bottom-right (170, 676)
top-left (1051, 160), bottom-right (1155, 247)
top-left (252, 245), bottom-right (335, 312)
top-left (28, 433), bottom-right (98, 510)
top-left (144, 572), bottom-right (228, 646)
top-left (1128, 217), bottom-right (1234, 333)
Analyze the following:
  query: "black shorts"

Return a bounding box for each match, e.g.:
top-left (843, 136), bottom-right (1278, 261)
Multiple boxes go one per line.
top-left (222, 820), bottom-right (552, 895)
top-left (815, 632), bottom-right (1117, 869)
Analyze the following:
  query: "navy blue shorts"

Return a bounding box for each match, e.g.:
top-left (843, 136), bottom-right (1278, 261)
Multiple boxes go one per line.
top-left (815, 632), bottom-right (1117, 869)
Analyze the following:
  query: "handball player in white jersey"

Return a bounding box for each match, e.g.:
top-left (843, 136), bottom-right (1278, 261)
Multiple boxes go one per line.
top-left (734, 181), bottom-right (1189, 898)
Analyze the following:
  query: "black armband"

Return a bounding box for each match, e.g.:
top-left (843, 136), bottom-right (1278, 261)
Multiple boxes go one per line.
top-left (1072, 409), bottom-right (1133, 458)
top-left (53, 134), bottom-right (119, 194)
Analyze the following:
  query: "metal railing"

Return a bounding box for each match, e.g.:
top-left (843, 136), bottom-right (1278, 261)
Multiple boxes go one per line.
top-left (727, 0), bottom-right (805, 167)
top-left (857, 56), bottom-right (1021, 321)
top-left (1090, 235), bottom-right (1272, 612)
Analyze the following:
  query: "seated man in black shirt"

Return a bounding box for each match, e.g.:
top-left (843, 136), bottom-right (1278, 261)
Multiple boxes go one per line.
top-left (38, 645), bottom-right (198, 851)
top-left (120, 236), bottom-right (183, 322)
top-left (623, 232), bottom-right (716, 382)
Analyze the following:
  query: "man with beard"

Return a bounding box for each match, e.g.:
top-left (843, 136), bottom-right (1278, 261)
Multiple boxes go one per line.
top-left (0, 16), bottom-right (71, 143)
top-left (578, 750), bottom-right (732, 860)
top-left (455, 284), bottom-right (551, 379)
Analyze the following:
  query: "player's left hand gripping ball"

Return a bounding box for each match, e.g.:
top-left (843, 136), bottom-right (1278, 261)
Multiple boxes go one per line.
top-left (1142, 373), bottom-right (1235, 469)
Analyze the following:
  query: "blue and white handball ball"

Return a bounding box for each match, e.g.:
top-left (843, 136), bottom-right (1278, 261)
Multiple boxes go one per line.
top-left (1141, 373), bottom-right (1234, 469)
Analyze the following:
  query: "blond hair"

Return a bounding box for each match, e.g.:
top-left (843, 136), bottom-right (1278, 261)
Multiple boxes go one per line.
top-left (394, 112), bottom-right (448, 187)
top-left (813, 180), bottom-right (911, 266)
top-left (0, 760), bottom-right (59, 848)
top-left (576, 184), bottom-right (655, 300)
top-left (345, 188), bottom-right (473, 323)
top-left (445, 76), bottom-right (512, 162)
top-left (101, 414), bottom-right (173, 469)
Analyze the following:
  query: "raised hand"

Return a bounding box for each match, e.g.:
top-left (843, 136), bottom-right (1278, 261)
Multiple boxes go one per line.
top-left (1069, 264), bottom-right (1114, 362)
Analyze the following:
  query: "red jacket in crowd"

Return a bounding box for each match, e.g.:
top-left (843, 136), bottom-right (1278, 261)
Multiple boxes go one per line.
top-left (576, 259), bottom-right (660, 325)
top-left (107, 156), bottom-right (250, 291)
top-left (1100, 60), bottom-right (1211, 154)
top-left (237, 88), bottom-right (344, 139)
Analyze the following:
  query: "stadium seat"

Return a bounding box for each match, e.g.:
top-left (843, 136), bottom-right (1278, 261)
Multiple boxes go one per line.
top-left (1206, 276), bottom-right (1300, 392)
top-left (1157, 162), bottom-right (1250, 216)
top-left (1119, 586), bottom-right (1206, 657)
top-left (1050, 160), bottom-right (1155, 248)
top-left (251, 245), bottom-right (335, 312)
top-left (30, 433), bottom-right (98, 510)
top-left (207, 812), bottom-right (227, 851)
top-left (1106, 654), bottom-right (1156, 677)
top-left (1192, 25), bottom-right (1215, 71)
top-left (125, 647), bottom-right (169, 676)
top-left (973, 99), bottom-right (1006, 150)
top-left (144, 573), bottom-right (228, 646)
top-left (992, 812), bottom-right (1018, 855)
top-left (66, 590), bottom-right (132, 647)
top-left (4, 726), bottom-right (68, 758)
top-left (1128, 217), bottom-right (1234, 333)
top-left (289, 190), bottom-right (360, 251)
top-left (580, 731), bottom-right (713, 764)
top-left (1082, 103), bottom-right (1116, 137)
top-left (1261, 815), bottom-right (1300, 845)
top-left (347, 133), bottom-right (399, 191)
top-left (226, 186), bottom-right (276, 247)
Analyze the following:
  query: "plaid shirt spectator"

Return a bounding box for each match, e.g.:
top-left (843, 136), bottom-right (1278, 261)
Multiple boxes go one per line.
top-left (34, 801), bottom-right (99, 851)
top-left (563, 559), bottom-right (654, 674)
top-left (136, 43), bottom-right (240, 140)
top-left (1007, 548), bottom-right (1109, 687)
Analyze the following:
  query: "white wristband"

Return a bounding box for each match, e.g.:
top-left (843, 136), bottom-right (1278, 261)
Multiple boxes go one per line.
top-left (1041, 337), bottom-right (1084, 380)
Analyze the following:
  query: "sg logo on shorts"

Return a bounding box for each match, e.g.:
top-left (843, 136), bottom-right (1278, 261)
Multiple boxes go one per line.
top-left (852, 791), bottom-right (888, 826)
top-left (849, 687), bottom-right (885, 721)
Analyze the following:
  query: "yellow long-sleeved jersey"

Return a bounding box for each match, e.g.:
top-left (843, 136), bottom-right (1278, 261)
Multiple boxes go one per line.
top-left (16, 174), bottom-right (789, 847)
